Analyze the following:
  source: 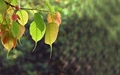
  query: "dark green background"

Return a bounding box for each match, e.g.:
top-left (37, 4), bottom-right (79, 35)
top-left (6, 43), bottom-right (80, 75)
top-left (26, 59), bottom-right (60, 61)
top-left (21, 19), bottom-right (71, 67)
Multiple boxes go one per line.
top-left (0, 0), bottom-right (120, 75)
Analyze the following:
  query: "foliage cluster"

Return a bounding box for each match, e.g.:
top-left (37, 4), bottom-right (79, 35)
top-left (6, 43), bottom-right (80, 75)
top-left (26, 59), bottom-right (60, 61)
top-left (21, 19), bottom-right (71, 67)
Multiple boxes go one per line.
top-left (0, 0), bottom-right (61, 58)
top-left (0, 0), bottom-right (120, 75)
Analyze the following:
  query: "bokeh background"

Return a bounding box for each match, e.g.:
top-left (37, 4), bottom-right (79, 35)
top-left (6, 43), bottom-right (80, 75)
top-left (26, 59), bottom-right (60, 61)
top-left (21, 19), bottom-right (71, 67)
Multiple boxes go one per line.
top-left (0, 0), bottom-right (120, 75)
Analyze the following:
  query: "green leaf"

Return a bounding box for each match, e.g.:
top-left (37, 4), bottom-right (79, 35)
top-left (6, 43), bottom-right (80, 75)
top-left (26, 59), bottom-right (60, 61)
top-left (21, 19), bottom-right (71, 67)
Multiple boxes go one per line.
top-left (45, 22), bottom-right (59, 58)
top-left (0, 0), bottom-right (7, 14)
top-left (11, 0), bottom-right (18, 6)
top-left (30, 21), bottom-right (46, 43)
top-left (11, 22), bottom-right (21, 37)
top-left (16, 10), bottom-right (28, 25)
top-left (5, 0), bottom-right (12, 3)
top-left (34, 13), bottom-right (44, 31)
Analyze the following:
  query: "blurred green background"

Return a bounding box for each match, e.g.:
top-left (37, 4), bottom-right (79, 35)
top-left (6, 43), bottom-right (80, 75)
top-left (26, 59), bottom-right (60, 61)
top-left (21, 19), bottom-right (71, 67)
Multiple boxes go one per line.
top-left (0, 0), bottom-right (120, 75)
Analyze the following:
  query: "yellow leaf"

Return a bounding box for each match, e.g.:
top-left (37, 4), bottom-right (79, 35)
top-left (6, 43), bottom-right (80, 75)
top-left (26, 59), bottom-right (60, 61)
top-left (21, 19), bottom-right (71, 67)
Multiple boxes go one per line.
top-left (16, 10), bottom-right (28, 25)
top-left (7, 6), bottom-right (14, 16)
top-left (45, 22), bottom-right (59, 58)
top-left (1, 33), bottom-right (14, 51)
top-left (45, 22), bottom-right (59, 45)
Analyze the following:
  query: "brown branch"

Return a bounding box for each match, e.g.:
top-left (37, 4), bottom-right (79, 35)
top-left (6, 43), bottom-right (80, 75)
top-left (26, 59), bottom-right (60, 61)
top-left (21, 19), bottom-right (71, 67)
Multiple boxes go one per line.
top-left (4, 0), bottom-right (49, 12)
top-left (4, 0), bottom-right (15, 7)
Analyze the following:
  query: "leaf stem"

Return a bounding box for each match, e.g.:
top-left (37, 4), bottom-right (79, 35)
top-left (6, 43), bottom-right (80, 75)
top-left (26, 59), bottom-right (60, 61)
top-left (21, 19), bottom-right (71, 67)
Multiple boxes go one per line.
top-left (7, 51), bottom-right (10, 59)
top-left (32, 42), bottom-right (37, 52)
top-left (49, 45), bottom-right (52, 59)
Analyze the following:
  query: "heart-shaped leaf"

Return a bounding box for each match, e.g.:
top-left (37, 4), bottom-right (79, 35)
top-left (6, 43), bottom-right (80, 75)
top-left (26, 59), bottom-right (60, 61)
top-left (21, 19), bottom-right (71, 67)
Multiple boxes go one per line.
top-left (30, 21), bottom-right (46, 43)
top-left (1, 32), bottom-right (14, 51)
top-left (16, 10), bottom-right (28, 25)
top-left (45, 22), bottom-right (59, 45)
top-left (45, 22), bottom-right (59, 58)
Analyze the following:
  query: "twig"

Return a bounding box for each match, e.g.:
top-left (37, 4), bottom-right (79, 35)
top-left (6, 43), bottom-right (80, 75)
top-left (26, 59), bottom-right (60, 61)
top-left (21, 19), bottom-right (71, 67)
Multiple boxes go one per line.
top-left (4, 0), bottom-right (50, 12)
top-left (4, 0), bottom-right (15, 7)
top-left (20, 7), bottom-right (49, 12)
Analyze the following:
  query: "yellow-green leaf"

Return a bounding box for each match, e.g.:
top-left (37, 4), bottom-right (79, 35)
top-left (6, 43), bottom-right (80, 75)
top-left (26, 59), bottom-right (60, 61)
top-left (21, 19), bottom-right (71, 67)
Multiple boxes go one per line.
top-left (45, 22), bottom-right (59, 58)
top-left (11, 0), bottom-right (18, 6)
top-left (30, 21), bottom-right (46, 43)
top-left (16, 10), bottom-right (28, 25)
top-left (45, 22), bottom-right (59, 45)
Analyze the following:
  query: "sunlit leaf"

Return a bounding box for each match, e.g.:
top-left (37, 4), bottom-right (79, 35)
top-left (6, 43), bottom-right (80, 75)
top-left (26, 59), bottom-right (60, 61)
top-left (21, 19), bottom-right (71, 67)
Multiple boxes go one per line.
top-left (45, 22), bottom-right (59, 58)
top-left (1, 33), bottom-right (14, 51)
top-left (34, 13), bottom-right (44, 31)
top-left (30, 21), bottom-right (46, 43)
top-left (16, 10), bottom-right (28, 25)
top-left (45, 22), bottom-right (59, 45)
top-left (7, 6), bottom-right (14, 16)
top-left (11, 0), bottom-right (18, 6)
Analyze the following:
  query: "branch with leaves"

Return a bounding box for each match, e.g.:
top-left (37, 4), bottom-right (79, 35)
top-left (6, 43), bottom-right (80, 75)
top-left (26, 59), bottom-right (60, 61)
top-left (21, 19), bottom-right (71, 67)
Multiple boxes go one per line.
top-left (0, 0), bottom-right (61, 59)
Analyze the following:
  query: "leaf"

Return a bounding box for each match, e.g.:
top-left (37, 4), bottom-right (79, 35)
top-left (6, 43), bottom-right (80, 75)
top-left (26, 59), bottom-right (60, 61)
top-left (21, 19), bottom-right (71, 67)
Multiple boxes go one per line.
top-left (47, 11), bottom-right (62, 26)
top-left (47, 13), bottom-right (54, 23)
top-left (0, 0), bottom-right (7, 14)
top-left (45, 22), bottom-right (59, 45)
top-left (11, 22), bottom-right (21, 37)
top-left (4, 0), bottom-right (12, 3)
top-left (54, 11), bottom-right (61, 26)
top-left (30, 21), bottom-right (46, 43)
top-left (7, 6), bottom-right (14, 16)
top-left (3, 39), bottom-right (14, 51)
top-left (11, 0), bottom-right (18, 6)
top-left (1, 33), bottom-right (14, 51)
top-left (34, 13), bottom-right (44, 31)
top-left (16, 10), bottom-right (28, 25)
top-left (45, 22), bottom-right (59, 58)
top-left (13, 38), bottom-right (17, 48)
top-left (17, 25), bottom-right (25, 39)
top-left (0, 31), bottom-right (4, 36)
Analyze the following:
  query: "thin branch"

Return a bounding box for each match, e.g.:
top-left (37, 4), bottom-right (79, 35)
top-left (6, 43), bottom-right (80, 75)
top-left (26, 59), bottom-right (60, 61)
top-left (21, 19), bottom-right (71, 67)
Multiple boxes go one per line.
top-left (20, 7), bottom-right (49, 12)
top-left (4, 0), bottom-right (15, 7)
top-left (4, 0), bottom-right (50, 12)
